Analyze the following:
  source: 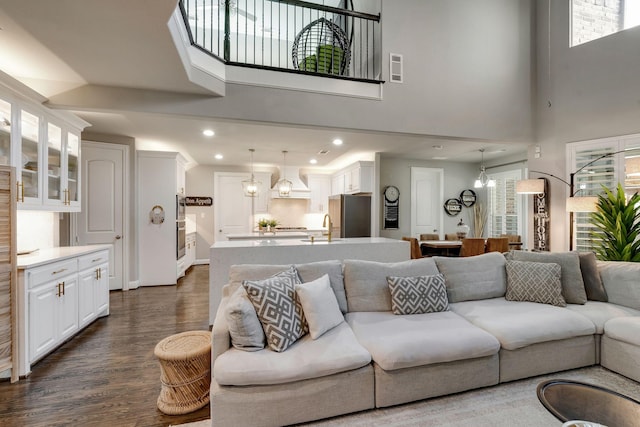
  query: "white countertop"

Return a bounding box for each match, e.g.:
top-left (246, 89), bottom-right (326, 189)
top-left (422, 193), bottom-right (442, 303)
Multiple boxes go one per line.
top-left (17, 245), bottom-right (112, 269)
top-left (213, 237), bottom-right (394, 247)
top-left (226, 232), bottom-right (310, 240)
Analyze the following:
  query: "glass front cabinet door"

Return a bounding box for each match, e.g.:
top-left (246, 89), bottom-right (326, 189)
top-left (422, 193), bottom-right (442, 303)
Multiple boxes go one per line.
top-left (65, 132), bottom-right (80, 208)
top-left (46, 123), bottom-right (63, 205)
top-left (19, 109), bottom-right (41, 205)
top-left (0, 99), bottom-right (12, 167)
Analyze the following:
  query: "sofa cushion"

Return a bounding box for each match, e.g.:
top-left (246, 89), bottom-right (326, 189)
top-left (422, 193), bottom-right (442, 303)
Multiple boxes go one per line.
top-left (213, 321), bottom-right (371, 386)
top-left (387, 274), bottom-right (449, 315)
top-left (229, 260), bottom-right (348, 313)
top-left (295, 274), bottom-right (344, 339)
top-left (345, 311), bottom-right (500, 371)
top-left (604, 317), bottom-right (640, 346)
top-left (243, 266), bottom-right (308, 352)
top-left (225, 286), bottom-right (265, 351)
top-left (566, 302), bottom-right (640, 334)
top-left (344, 258), bottom-right (439, 312)
top-left (450, 298), bottom-right (596, 350)
top-left (505, 260), bottom-right (566, 307)
top-left (597, 261), bottom-right (640, 311)
top-left (433, 252), bottom-right (506, 303)
top-left (510, 251), bottom-right (587, 304)
top-left (579, 252), bottom-right (608, 301)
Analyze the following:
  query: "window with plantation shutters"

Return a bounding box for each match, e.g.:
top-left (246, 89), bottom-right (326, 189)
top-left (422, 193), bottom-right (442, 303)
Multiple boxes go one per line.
top-left (567, 135), bottom-right (640, 253)
top-left (487, 169), bottom-right (522, 238)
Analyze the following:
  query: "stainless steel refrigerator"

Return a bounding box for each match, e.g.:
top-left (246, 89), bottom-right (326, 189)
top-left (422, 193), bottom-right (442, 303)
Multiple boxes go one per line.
top-left (328, 194), bottom-right (371, 238)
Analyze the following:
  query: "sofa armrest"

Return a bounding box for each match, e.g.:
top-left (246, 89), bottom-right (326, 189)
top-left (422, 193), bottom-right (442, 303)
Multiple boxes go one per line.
top-left (212, 294), bottom-right (231, 362)
top-left (597, 260), bottom-right (640, 311)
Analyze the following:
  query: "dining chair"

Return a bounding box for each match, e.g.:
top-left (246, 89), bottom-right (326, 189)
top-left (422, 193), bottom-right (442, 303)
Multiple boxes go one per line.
top-left (419, 233), bottom-right (439, 241)
top-left (500, 234), bottom-right (522, 243)
top-left (459, 238), bottom-right (486, 257)
top-left (402, 237), bottom-right (424, 259)
top-left (485, 237), bottom-right (509, 253)
top-left (445, 233), bottom-right (459, 241)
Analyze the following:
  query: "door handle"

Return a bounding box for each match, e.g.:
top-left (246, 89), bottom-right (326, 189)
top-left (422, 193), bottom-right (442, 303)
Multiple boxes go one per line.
top-left (115, 235), bottom-right (122, 240)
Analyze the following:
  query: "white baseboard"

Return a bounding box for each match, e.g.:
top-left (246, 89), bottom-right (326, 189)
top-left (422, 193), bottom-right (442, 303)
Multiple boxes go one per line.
top-left (128, 280), bottom-right (140, 290)
top-left (194, 259), bottom-right (210, 265)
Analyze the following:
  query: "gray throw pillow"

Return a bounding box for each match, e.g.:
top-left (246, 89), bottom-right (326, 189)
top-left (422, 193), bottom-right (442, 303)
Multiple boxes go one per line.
top-left (433, 252), bottom-right (507, 303)
top-left (387, 274), bottom-right (449, 315)
top-left (225, 286), bottom-right (265, 351)
top-left (579, 252), bottom-right (608, 302)
top-left (505, 260), bottom-right (566, 307)
top-left (510, 251), bottom-right (587, 304)
top-left (243, 266), bottom-right (308, 352)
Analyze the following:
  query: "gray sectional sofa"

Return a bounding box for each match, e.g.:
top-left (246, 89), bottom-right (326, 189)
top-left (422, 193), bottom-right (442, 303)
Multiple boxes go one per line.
top-left (210, 252), bottom-right (640, 427)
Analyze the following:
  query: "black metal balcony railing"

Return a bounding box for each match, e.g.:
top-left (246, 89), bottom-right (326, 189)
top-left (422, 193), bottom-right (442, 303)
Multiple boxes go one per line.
top-left (179, 0), bottom-right (382, 82)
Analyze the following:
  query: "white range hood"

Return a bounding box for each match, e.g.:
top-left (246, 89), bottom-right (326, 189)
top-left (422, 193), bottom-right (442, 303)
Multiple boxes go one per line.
top-left (271, 167), bottom-right (311, 199)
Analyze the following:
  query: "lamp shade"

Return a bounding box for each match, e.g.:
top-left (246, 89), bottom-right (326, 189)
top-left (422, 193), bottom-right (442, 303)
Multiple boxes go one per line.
top-left (516, 179), bottom-right (545, 194)
top-left (566, 196), bottom-right (598, 212)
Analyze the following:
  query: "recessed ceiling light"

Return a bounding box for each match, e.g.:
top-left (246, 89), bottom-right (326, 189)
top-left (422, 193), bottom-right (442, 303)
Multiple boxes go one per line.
top-left (432, 145), bottom-right (443, 150)
top-left (214, 153), bottom-right (223, 160)
top-left (332, 138), bottom-right (343, 146)
top-left (203, 129), bottom-right (215, 137)
top-left (309, 158), bottom-right (318, 164)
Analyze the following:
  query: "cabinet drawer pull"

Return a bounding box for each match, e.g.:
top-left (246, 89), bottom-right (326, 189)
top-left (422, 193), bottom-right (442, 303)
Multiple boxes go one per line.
top-left (51, 268), bottom-right (68, 275)
top-left (91, 258), bottom-right (103, 263)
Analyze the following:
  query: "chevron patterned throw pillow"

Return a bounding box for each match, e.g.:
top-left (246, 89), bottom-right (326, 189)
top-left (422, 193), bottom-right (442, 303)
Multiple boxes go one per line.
top-left (505, 260), bottom-right (566, 307)
top-left (243, 266), bottom-right (309, 352)
top-left (387, 274), bottom-right (449, 315)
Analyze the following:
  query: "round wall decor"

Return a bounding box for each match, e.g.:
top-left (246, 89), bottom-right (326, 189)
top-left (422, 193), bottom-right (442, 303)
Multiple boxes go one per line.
top-left (443, 198), bottom-right (462, 216)
top-left (459, 189), bottom-right (477, 207)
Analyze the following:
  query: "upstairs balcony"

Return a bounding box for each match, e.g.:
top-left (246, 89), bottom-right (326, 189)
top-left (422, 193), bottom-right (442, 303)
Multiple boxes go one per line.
top-left (175, 0), bottom-right (383, 97)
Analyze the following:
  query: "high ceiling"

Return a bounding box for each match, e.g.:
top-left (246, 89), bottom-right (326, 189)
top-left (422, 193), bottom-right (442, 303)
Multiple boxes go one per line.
top-left (0, 0), bottom-right (528, 170)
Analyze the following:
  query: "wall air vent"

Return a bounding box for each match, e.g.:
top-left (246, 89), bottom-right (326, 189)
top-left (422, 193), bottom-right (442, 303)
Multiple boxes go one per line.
top-left (390, 53), bottom-right (403, 83)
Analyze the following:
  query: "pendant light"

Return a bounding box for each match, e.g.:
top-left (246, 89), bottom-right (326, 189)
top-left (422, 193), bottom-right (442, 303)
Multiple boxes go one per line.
top-left (242, 148), bottom-right (261, 197)
top-left (474, 149), bottom-right (496, 188)
top-left (277, 150), bottom-right (292, 197)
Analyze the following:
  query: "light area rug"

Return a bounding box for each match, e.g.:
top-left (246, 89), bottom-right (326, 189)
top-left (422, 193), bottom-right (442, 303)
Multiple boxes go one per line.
top-left (173, 366), bottom-right (640, 427)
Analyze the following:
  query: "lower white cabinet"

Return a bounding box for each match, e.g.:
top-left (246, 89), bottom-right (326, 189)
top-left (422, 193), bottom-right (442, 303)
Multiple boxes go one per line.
top-left (185, 232), bottom-right (196, 270)
top-left (18, 246), bottom-right (110, 376)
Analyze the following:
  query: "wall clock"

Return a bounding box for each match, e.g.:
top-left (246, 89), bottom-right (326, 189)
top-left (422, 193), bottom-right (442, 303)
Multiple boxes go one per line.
top-left (383, 185), bottom-right (400, 229)
top-left (459, 189), bottom-right (477, 207)
top-left (443, 198), bottom-right (462, 216)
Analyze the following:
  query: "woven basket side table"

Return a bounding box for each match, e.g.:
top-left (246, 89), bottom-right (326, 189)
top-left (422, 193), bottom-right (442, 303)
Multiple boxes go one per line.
top-left (154, 330), bottom-right (212, 415)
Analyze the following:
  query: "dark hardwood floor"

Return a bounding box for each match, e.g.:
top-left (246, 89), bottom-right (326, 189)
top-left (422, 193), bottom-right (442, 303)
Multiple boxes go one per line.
top-left (0, 265), bottom-right (211, 427)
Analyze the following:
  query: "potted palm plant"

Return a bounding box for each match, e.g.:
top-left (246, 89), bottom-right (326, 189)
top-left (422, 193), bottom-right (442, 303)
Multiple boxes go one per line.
top-left (589, 183), bottom-right (640, 262)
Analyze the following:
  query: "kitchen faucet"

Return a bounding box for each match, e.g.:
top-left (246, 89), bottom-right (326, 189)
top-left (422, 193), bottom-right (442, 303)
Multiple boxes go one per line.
top-left (322, 214), bottom-right (333, 242)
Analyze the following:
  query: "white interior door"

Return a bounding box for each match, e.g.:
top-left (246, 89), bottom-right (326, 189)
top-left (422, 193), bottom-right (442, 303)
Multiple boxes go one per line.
top-left (76, 142), bottom-right (126, 290)
top-left (214, 172), bottom-right (253, 241)
top-left (411, 167), bottom-right (444, 239)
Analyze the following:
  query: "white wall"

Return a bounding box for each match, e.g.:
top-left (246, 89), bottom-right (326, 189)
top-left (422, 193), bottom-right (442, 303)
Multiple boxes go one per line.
top-left (17, 211), bottom-right (59, 252)
top-left (532, 0), bottom-right (640, 251)
top-left (378, 156), bottom-right (481, 240)
top-left (185, 165), bottom-right (216, 262)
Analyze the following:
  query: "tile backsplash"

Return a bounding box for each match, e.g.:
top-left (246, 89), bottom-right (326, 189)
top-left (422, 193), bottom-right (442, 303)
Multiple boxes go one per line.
top-left (17, 211), bottom-right (59, 252)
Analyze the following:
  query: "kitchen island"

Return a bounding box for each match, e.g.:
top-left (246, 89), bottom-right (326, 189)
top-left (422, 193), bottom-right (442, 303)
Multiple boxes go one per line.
top-left (209, 237), bottom-right (409, 323)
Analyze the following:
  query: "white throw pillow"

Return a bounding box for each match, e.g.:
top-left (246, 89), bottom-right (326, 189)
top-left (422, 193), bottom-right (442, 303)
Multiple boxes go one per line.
top-left (295, 274), bottom-right (344, 340)
top-left (225, 286), bottom-right (266, 351)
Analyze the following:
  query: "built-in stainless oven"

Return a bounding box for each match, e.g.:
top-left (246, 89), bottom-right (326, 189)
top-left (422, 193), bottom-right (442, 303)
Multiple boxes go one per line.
top-left (176, 194), bottom-right (186, 221)
top-left (177, 220), bottom-right (186, 259)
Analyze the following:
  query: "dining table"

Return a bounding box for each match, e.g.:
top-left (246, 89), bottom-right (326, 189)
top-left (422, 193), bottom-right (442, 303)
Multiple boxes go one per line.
top-left (420, 240), bottom-right (462, 257)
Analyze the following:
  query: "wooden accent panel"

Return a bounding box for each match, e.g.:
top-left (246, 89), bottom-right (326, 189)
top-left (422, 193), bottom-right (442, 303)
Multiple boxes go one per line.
top-left (0, 165), bottom-right (17, 382)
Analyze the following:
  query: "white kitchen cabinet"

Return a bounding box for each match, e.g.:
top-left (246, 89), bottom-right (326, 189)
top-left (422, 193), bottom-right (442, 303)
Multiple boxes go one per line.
top-left (138, 151), bottom-right (188, 286)
top-left (307, 174), bottom-right (332, 213)
top-left (176, 159), bottom-right (186, 195)
top-left (185, 232), bottom-right (196, 270)
top-left (18, 246), bottom-right (111, 376)
top-left (331, 161), bottom-right (374, 195)
top-left (1, 80), bottom-right (88, 211)
top-left (78, 251), bottom-right (110, 328)
top-left (28, 270), bottom-right (79, 363)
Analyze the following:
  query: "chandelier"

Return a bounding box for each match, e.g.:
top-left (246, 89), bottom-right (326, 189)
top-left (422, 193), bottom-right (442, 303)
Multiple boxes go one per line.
top-left (276, 150), bottom-right (292, 197)
top-left (242, 148), bottom-right (261, 197)
top-left (474, 149), bottom-right (496, 188)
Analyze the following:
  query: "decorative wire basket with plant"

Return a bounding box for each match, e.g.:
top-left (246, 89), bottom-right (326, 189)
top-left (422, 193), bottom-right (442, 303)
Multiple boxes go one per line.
top-left (589, 183), bottom-right (640, 262)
